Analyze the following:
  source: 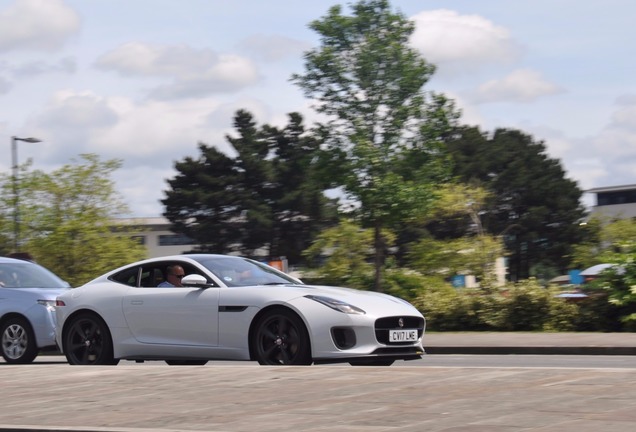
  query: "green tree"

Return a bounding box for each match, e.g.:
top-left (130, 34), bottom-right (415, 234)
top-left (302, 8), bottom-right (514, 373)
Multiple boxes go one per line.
top-left (292, 0), bottom-right (459, 290)
top-left (572, 216), bottom-right (636, 270)
top-left (446, 126), bottom-right (587, 280)
top-left (265, 112), bottom-right (339, 261)
top-left (302, 219), bottom-right (382, 289)
top-left (408, 235), bottom-right (504, 282)
top-left (591, 248), bottom-right (636, 331)
top-left (0, 180), bottom-right (14, 256)
top-left (163, 110), bottom-right (337, 262)
top-left (16, 154), bottom-right (146, 285)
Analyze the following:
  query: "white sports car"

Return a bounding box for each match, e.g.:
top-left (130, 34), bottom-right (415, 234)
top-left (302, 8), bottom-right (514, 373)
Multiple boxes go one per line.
top-left (55, 254), bottom-right (425, 366)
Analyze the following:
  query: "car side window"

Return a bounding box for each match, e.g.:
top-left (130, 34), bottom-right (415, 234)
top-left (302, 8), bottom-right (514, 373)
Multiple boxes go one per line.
top-left (140, 266), bottom-right (167, 287)
top-left (159, 262), bottom-right (218, 287)
top-left (109, 262), bottom-right (219, 288)
top-left (109, 266), bottom-right (141, 287)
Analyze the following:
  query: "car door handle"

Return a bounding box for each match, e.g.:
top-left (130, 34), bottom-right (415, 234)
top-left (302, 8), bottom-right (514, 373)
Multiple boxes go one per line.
top-left (131, 300), bottom-right (143, 305)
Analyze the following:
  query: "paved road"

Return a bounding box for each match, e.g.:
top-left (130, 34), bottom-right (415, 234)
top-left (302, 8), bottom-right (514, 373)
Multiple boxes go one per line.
top-left (1, 363), bottom-right (636, 432)
top-left (1, 333), bottom-right (634, 432)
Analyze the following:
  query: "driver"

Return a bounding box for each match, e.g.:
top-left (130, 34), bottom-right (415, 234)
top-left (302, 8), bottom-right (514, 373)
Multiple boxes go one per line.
top-left (158, 265), bottom-right (186, 287)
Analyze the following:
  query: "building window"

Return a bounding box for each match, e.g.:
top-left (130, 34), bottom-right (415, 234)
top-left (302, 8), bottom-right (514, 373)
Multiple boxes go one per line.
top-left (597, 190), bottom-right (636, 206)
top-left (158, 234), bottom-right (195, 246)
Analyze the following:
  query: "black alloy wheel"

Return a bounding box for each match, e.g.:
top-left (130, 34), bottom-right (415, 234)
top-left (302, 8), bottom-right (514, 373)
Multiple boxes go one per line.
top-left (63, 313), bottom-right (119, 365)
top-left (252, 309), bottom-right (311, 365)
top-left (1, 317), bottom-right (38, 364)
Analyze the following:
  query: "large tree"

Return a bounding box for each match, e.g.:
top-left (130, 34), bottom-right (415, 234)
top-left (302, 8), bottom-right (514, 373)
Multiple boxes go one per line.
top-left (163, 110), bottom-right (337, 262)
top-left (13, 154), bottom-right (146, 285)
top-left (445, 126), bottom-right (587, 280)
top-left (292, 0), bottom-right (459, 290)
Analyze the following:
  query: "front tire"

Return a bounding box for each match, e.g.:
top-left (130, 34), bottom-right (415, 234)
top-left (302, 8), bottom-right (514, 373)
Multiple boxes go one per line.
top-left (252, 308), bottom-right (312, 365)
top-left (1, 317), bottom-right (38, 364)
top-left (63, 313), bottom-right (119, 365)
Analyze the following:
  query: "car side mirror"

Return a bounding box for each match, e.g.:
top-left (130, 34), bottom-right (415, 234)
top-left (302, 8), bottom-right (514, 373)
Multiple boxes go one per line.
top-left (182, 274), bottom-right (212, 287)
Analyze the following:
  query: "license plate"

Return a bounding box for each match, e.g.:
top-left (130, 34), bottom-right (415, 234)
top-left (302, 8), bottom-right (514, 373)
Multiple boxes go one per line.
top-left (389, 329), bottom-right (418, 342)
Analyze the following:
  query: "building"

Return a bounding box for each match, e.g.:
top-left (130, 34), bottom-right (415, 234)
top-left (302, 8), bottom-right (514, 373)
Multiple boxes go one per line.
top-left (587, 184), bottom-right (636, 220)
top-left (117, 218), bottom-right (289, 271)
top-left (117, 217), bottom-right (196, 258)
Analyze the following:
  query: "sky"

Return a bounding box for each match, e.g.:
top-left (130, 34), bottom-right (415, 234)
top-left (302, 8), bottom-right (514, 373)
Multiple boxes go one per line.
top-left (0, 0), bottom-right (634, 217)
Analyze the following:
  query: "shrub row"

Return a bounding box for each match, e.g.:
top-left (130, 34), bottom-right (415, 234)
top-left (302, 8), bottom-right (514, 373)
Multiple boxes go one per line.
top-left (305, 268), bottom-right (626, 332)
top-left (410, 278), bottom-right (623, 332)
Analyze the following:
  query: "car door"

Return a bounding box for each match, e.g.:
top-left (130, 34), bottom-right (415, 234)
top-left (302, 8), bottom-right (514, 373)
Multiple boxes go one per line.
top-left (121, 262), bottom-right (220, 346)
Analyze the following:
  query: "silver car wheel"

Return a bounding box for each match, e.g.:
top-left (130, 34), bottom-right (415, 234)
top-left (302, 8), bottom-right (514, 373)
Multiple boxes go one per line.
top-left (2, 323), bottom-right (28, 359)
top-left (1, 317), bottom-right (38, 363)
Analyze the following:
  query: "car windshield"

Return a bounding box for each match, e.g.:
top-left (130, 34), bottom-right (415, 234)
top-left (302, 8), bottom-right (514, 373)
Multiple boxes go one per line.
top-left (0, 262), bottom-right (69, 288)
top-left (191, 256), bottom-right (300, 287)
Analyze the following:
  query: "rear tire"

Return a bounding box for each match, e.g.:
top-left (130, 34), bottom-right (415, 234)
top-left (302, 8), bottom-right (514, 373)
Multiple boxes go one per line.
top-left (252, 308), bottom-right (312, 365)
top-left (1, 317), bottom-right (38, 364)
top-left (63, 313), bottom-right (119, 365)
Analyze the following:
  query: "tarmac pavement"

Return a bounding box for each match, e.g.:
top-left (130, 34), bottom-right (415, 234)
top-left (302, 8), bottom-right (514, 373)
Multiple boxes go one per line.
top-left (0, 332), bottom-right (635, 432)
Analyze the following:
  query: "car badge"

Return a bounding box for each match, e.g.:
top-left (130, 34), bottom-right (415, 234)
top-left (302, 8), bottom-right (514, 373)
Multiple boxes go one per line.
top-left (398, 318), bottom-right (404, 328)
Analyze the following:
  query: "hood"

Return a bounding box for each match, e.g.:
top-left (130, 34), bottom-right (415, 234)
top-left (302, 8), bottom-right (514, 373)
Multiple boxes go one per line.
top-left (260, 283), bottom-right (419, 315)
top-left (10, 287), bottom-right (71, 300)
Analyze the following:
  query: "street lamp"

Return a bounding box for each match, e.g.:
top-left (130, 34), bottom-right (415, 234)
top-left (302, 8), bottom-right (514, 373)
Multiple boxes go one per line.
top-left (11, 136), bottom-right (41, 252)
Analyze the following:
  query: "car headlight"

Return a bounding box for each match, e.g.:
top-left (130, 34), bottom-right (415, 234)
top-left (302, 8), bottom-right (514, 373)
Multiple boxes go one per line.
top-left (305, 295), bottom-right (365, 315)
top-left (37, 299), bottom-right (56, 311)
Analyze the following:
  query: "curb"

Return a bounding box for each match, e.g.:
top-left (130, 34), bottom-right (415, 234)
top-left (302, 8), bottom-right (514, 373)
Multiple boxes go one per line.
top-left (425, 346), bottom-right (636, 355)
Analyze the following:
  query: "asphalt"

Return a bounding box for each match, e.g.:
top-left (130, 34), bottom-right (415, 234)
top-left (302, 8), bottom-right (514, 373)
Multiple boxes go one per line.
top-left (0, 332), bottom-right (634, 432)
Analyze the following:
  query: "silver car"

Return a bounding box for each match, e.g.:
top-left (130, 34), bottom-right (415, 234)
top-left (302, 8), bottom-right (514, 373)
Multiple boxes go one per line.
top-left (0, 257), bottom-right (70, 364)
top-left (56, 254), bottom-right (425, 366)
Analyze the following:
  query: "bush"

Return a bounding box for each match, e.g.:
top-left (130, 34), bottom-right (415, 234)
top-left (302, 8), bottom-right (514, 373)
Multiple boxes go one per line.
top-left (412, 278), bottom-right (579, 331)
top-left (384, 269), bottom-right (447, 302)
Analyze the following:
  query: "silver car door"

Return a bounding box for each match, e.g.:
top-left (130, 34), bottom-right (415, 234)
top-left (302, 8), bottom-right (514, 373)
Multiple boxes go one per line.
top-left (122, 285), bottom-right (220, 346)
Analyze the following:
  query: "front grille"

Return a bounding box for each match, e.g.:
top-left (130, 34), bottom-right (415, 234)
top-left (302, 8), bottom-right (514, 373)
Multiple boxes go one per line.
top-left (375, 316), bottom-right (425, 345)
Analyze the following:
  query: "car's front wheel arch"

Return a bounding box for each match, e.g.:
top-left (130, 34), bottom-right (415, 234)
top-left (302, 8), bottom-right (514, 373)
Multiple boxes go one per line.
top-left (248, 306), bottom-right (312, 365)
top-left (62, 310), bottom-right (119, 365)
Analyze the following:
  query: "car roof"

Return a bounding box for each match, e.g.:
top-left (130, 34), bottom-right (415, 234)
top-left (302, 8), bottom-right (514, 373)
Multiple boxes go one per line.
top-left (132, 254), bottom-right (243, 264)
top-left (0, 256), bottom-right (37, 265)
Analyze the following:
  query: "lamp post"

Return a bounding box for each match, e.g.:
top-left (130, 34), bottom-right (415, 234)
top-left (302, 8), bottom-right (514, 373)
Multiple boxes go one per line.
top-left (11, 136), bottom-right (41, 252)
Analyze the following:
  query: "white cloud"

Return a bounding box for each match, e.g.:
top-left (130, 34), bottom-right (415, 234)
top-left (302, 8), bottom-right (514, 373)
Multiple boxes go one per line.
top-left (471, 69), bottom-right (564, 103)
top-left (95, 43), bottom-right (260, 100)
top-left (237, 34), bottom-right (311, 62)
top-left (0, 0), bottom-right (80, 52)
top-left (38, 91), bottom-right (118, 129)
top-left (409, 9), bottom-right (522, 73)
